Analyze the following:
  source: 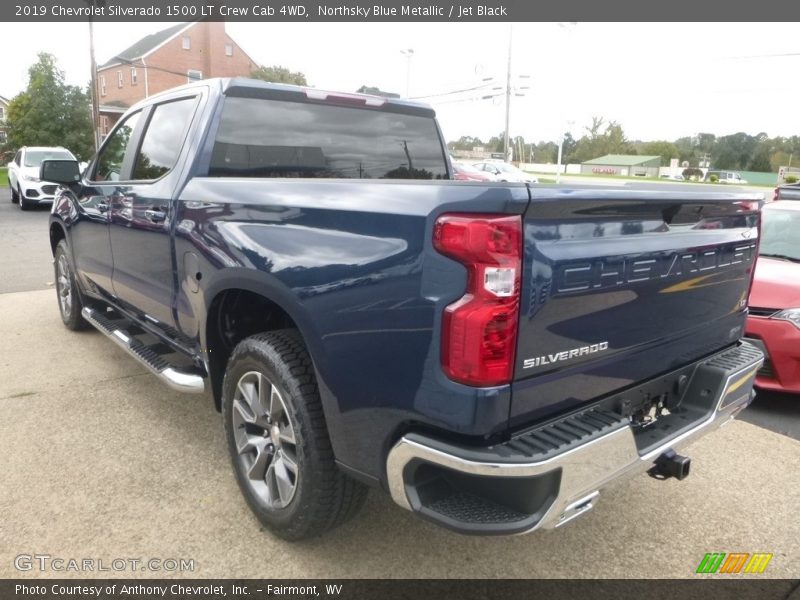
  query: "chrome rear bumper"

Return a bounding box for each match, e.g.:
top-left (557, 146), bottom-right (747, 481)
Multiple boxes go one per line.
top-left (386, 342), bottom-right (763, 535)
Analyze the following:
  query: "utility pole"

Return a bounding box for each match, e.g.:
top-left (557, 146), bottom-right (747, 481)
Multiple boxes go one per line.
top-left (503, 25), bottom-right (512, 162)
top-left (88, 17), bottom-right (100, 153)
top-left (84, 0), bottom-right (103, 153)
top-left (400, 49), bottom-right (414, 98)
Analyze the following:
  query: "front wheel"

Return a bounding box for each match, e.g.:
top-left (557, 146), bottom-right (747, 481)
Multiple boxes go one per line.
top-left (222, 330), bottom-right (367, 540)
top-left (19, 186), bottom-right (32, 211)
top-left (10, 183), bottom-right (19, 204)
top-left (54, 240), bottom-right (88, 330)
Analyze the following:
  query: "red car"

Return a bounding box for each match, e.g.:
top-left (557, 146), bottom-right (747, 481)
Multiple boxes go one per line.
top-left (451, 161), bottom-right (499, 182)
top-left (745, 201), bottom-right (800, 394)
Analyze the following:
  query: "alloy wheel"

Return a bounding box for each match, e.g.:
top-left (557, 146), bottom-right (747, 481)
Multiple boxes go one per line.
top-left (56, 254), bottom-right (73, 318)
top-left (231, 371), bottom-right (299, 509)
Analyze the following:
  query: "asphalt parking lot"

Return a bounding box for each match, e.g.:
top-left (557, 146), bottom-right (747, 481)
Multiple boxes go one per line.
top-left (0, 189), bottom-right (798, 578)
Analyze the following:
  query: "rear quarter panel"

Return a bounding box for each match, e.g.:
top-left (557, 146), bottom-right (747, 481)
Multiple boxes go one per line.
top-left (174, 178), bottom-right (530, 480)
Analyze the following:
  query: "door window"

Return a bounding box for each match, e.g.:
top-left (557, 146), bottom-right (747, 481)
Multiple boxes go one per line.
top-left (93, 111), bottom-right (141, 182)
top-left (132, 97), bottom-right (197, 181)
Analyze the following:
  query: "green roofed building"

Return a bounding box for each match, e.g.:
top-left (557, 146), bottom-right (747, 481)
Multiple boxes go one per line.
top-left (581, 154), bottom-right (661, 177)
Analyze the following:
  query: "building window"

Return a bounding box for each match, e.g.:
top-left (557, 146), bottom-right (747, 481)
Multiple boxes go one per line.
top-left (100, 116), bottom-right (109, 136)
top-left (187, 70), bottom-right (202, 83)
top-left (130, 67), bottom-right (137, 85)
top-left (117, 71), bottom-right (123, 88)
top-left (225, 43), bottom-right (233, 57)
top-left (182, 36), bottom-right (191, 50)
top-left (0, 131), bottom-right (6, 144)
top-left (100, 75), bottom-right (106, 96)
top-left (0, 106), bottom-right (5, 121)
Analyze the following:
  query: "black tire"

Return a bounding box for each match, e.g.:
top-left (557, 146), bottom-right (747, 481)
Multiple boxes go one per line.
top-left (222, 330), bottom-right (367, 540)
top-left (19, 186), bottom-right (32, 211)
top-left (10, 183), bottom-right (19, 204)
top-left (54, 240), bottom-right (89, 330)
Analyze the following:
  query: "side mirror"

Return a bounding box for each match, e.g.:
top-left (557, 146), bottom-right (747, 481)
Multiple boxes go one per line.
top-left (40, 159), bottom-right (81, 185)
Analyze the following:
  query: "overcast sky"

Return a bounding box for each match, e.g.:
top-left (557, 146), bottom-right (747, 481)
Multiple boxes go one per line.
top-left (1, 22), bottom-right (799, 144)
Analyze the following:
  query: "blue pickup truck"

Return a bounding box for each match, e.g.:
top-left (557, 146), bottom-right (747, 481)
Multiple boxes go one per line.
top-left (44, 78), bottom-right (764, 540)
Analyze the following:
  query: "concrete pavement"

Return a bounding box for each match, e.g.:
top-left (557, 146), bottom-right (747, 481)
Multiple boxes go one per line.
top-left (0, 289), bottom-right (798, 578)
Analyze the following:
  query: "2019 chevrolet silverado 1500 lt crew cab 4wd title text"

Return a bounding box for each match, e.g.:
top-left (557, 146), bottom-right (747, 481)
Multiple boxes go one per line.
top-left (44, 78), bottom-right (764, 540)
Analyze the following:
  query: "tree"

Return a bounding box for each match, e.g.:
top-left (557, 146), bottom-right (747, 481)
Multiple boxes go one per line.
top-left (640, 141), bottom-right (680, 166)
top-left (448, 135), bottom-right (485, 152)
top-left (5, 53), bottom-right (94, 160)
top-left (560, 132), bottom-right (577, 166)
top-left (250, 65), bottom-right (308, 86)
top-left (571, 117), bottom-right (633, 163)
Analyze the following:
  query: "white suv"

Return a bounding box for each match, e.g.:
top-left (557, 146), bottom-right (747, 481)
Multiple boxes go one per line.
top-left (7, 146), bottom-right (78, 210)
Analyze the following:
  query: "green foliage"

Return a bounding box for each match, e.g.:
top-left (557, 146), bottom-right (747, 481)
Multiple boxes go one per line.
top-left (449, 135), bottom-right (486, 152)
top-left (4, 53), bottom-right (94, 160)
top-left (639, 140), bottom-right (680, 166)
top-left (709, 174), bottom-right (719, 183)
top-left (250, 65), bottom-right (308, 86)
top-left (560, 132), bottom-right (577, 165)
top-left (785, 175), bottom-right (798, 184)
top-left (453, 117), bottom-right (800, 175)
top-left (571, 117), bottom-right (634, 163)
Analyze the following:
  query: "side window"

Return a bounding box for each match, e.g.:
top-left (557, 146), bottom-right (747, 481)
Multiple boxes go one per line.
top-left (94, 111), bottom-right (141, 182)
top-left (132, 97), bottom-right (197, 181)
top-left (14, 150), bottom-right (22, 166)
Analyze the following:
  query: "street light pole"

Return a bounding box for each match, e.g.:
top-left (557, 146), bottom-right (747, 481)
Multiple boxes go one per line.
top-left (400, 49), bottom-right (414, 97)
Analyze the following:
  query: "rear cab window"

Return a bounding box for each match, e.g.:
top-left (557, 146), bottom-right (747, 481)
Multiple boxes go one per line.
top-left (209, 92), bottom-right (448, 180)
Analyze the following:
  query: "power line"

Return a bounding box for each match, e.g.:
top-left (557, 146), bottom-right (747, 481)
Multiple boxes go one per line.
top-left (410, 80), bottom-right (497, 100)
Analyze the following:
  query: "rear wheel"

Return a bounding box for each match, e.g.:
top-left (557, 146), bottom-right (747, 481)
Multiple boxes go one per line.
top-left (222, 330), bottom-right (367, 540)
top-left (54, 240), bottom-right (88, 330)
top-left (10, 183), bottom-right (19, 204)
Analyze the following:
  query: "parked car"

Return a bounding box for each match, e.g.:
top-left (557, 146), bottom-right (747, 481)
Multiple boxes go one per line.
top-left (473, 160), bottom-right (538, 183)
top-left (7, 146), bottom-right (79, 210)
top-left (46, 77), bottom-right (763, 540)
top-left (744, 201), bottom-right (800, 394)
top-left (451, 161), bottom-right (499, 182)
top-left (659, 174), bottom-right (684, 181)
top-left (705, 170), bottom-right (748, 185)
top-left (772, 181), bottom-right (800, 202)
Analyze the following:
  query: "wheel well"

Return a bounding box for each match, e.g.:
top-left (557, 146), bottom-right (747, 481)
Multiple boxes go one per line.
top-left (206, 289), bottom-right (298, 410)
top-left (50, 223), bottom-right (66, 255)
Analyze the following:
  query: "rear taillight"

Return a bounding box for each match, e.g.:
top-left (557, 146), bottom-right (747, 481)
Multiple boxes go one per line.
top-left (433, 213), bottom-right (522, 386)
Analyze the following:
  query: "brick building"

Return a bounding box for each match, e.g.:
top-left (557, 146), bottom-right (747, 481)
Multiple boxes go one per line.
top-left (96, 21), bottom-right (257, 135)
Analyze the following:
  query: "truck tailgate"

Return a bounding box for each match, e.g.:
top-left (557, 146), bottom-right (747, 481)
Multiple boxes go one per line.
top-left (511, 186), bottom-right (761, 427)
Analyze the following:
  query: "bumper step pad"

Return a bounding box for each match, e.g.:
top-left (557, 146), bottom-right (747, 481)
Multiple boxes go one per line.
top-left (387, 341), bottom-right (763, 535)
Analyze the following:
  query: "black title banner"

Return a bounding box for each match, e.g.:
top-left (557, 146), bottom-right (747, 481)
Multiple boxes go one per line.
top-left (3, 579), bottom-right (800, 600)
top-left (4, 0), bottom-right (800, 21)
